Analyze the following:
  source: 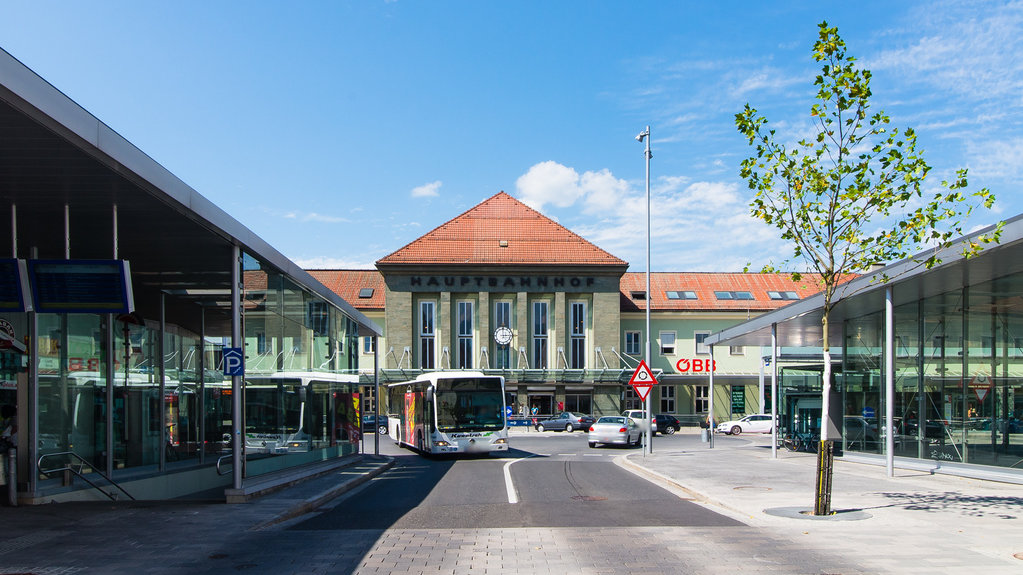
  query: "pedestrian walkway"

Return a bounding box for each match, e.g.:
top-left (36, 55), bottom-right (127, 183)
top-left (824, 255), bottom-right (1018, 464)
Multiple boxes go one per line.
top-left (3, 434), bottom-right (1022, 573)
top-left (618, 430), bottom-right (1023, 573)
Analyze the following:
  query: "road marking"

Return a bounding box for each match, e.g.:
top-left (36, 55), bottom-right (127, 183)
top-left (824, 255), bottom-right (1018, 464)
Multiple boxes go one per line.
top-left (503, 455), bottom-right (537, 504)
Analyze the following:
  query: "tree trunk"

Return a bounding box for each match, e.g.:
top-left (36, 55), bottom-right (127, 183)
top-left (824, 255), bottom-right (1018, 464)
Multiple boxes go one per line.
top-left (814, 313), bottom-right (834, 515)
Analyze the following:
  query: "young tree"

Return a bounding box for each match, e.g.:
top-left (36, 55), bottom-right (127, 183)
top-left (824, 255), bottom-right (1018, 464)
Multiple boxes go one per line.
top-left (735, 22), bottom-right (1000, 515)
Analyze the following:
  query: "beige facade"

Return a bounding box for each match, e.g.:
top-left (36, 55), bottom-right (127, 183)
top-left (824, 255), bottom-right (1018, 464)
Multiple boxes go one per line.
top-left (378, 269), bottom-right (625, 417)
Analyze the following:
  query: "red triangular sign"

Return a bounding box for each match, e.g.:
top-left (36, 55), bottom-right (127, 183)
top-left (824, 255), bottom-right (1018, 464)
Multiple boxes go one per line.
top-left (629, 360), bottom-right (657, 401)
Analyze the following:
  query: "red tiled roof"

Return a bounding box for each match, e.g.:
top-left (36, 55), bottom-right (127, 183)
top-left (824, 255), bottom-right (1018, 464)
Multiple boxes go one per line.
top-left (619, 272), bottom-right (843, 312)
top-left (376, 191), bottom-right (627, 267)
top-left (307, 269), bottom-right (385, 310)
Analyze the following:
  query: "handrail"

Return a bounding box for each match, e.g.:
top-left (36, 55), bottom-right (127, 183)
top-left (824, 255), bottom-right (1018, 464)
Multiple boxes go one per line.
top-left (37, 452), bottom-right (135, 501)
top-left (216, 454), bottom-right (234, 476)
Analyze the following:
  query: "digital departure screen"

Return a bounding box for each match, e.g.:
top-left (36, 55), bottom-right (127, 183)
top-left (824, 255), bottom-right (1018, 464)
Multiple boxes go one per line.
top-left (28, 259), bottom-right (134, 314)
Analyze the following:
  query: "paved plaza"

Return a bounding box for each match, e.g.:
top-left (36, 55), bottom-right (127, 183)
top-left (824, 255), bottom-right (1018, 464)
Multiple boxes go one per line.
top-left (0, 432), bottom-right (1021, 574)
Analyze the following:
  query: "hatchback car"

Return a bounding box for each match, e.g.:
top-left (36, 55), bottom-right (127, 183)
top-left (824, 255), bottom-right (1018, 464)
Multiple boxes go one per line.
top-left (588, 416), bottom-right (642, 448)
top-left (361, 414), bottom-right (389, 435)
top-left (653, 414), bottom-right (681, 435)
top-left (535, 411), bottom-right (596, 432)
top-left (716, 413), bottom-right (775, 435)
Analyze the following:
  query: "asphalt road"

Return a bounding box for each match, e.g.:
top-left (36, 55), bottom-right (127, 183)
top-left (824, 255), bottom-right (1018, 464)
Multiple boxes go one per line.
top-left (294, 431), bottom-right (741, 531)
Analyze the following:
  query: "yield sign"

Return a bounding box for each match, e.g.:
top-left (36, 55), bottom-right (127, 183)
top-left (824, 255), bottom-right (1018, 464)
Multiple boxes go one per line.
top-left (629, 360), bottom-right (657, 401)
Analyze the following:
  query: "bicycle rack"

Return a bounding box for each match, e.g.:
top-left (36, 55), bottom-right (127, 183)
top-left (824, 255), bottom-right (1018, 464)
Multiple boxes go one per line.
top-left (37, 452), bottom-right (135, 501)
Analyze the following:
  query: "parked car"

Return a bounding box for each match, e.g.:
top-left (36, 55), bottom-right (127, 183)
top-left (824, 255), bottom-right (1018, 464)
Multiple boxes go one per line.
top-left (588, 416), bottom-right (642, 448)
top-left (716, 413), bottom-right (775, 435)
top-left (898, 418), bottom-right (947, 440)
top-left (361, 414), bottom-right (389, 435)
top-left (842, 416), bottom-right (879, 448)
top-left (621, 410), bottom-right (657, 434)
top-left (653, 414), bottom-right (681, 435)
top-left (535, 411), bottom-right (596, 432)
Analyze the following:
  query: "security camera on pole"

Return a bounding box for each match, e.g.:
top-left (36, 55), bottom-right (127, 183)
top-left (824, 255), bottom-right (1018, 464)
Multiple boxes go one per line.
top-left (636, 126), bottom-right (653, 455)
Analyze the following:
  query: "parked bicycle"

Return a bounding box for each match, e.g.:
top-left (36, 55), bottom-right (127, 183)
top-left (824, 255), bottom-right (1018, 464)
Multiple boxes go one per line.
top-left (781, 430), bottom-right (819, 453)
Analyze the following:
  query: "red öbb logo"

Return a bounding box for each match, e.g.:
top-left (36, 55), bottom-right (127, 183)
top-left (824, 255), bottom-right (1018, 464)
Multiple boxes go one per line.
top-left (675, 358), bottom-right (716, 373)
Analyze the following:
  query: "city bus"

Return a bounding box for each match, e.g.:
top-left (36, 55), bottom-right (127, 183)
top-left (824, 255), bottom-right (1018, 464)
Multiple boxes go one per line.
top-left (243, 371), bottom-right (361, 455)
top-left (387, 371), bottom-right (509, 455)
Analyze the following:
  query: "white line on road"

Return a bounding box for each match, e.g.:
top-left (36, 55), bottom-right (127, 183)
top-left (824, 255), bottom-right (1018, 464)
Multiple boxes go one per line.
top-left (503, 455), bottom-right (537, 504)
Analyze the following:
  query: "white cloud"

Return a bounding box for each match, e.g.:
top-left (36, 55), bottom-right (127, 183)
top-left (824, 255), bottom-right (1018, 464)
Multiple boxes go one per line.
top-left (411, 180), bottom-right (442, 198)
top-left (280, 210), bottom-right (348, 223)
top-left (302, 212), bottom-right (349, 223)
top-left (966, 138), bottom-right (1023, 180)
top-left (870, 2), bottom-right (1023, 101)
top-left (515, 162), bottom-right (794, 272)
top-left (292, 255), bottom-right (376, 269)
top-left (515, 161), bottom-right (586, 210)
top-left (516, 161), bottom-right (631, 214)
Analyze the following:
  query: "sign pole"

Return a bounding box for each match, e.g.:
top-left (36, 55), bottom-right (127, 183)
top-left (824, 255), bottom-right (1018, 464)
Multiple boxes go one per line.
top-left (628, 361), bottom-right (656, 456)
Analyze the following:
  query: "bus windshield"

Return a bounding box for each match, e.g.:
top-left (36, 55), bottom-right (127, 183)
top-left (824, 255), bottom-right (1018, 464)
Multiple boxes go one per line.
top-left (245, 379), bottom-right (303, 435)
top-left (435, 377), bottom-right (504, 431)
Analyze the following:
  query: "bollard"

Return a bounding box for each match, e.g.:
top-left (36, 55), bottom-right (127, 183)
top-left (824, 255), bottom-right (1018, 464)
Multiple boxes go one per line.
top-left (701, 429), bottom-right (709, 442)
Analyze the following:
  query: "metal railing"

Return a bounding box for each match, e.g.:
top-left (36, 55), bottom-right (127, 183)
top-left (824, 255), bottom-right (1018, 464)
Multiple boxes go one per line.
top-left (216, 454), bottom-right (234, 476)
top-left (37, 452), bottom-right (134, 501)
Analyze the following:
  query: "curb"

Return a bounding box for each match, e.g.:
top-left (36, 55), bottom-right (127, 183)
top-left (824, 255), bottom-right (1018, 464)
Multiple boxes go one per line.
top-left (615, 452), bottom-right (756, 523)
top-left (252, 457), bottom-right (397, 530)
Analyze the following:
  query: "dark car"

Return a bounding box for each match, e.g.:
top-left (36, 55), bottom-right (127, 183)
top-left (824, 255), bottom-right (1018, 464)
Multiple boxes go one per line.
top-left (535, 411), bottom-right (596, 432)
top-left (653, 414), bottom-right (681, 435)
top-left (361, 414), bottom-right (389, 435)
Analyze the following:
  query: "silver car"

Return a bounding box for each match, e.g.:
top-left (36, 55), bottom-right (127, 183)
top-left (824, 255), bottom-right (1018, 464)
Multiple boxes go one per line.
top-left (588, 416), bottom-right (642, 448)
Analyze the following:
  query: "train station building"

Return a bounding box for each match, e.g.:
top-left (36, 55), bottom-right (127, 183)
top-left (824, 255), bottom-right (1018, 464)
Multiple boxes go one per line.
top-left (313, 193), bottom-right (820, 424)
top-left (0, 49), bottom-right (381, 503)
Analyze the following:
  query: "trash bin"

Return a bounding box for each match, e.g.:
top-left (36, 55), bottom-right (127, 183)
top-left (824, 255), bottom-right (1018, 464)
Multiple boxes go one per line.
top-left (700, 429), bottom-right (710, 442)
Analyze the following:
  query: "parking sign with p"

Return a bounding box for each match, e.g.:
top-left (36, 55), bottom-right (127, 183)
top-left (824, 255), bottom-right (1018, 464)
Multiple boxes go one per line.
top-left (224, 347), bottom-right (244, 377)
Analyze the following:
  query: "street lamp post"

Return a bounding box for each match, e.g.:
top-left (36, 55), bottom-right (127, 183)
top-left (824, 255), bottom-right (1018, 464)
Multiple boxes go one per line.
top-left (636, 126), bottom-right (652, 455)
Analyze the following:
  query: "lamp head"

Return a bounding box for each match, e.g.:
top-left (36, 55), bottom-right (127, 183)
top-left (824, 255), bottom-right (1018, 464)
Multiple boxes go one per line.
top-left (635, 131), bottom-right (648, 142)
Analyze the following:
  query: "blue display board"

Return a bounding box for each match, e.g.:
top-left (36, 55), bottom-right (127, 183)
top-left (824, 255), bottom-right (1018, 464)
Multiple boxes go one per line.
top-left (28, 259), bottom-right (134, 314)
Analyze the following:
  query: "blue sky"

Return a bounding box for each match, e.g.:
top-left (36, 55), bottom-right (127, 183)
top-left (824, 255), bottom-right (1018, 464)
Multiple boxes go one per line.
top-left (1, 1), bottom-right (1018, 272)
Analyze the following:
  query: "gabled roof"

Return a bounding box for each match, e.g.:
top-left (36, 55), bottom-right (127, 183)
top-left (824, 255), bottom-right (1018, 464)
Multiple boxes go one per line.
top-left (376, 191), bottom-right (627, 268)
top-left (620, 272), bottom-right (837, 312)
top-left (306, 269), bottom-right (385, 310)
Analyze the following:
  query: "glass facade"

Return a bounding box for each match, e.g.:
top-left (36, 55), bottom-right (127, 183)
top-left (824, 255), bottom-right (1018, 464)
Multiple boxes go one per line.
top-left (773, 275), bottom-right (1023, 474)
top-left (8, 250), bottom-right (367, 497)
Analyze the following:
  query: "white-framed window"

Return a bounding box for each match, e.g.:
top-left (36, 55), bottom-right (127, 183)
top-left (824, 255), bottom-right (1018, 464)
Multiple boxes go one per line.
top-left (695, 330), bottom-right (711, 355)
top-left (363, 336), bottom-right (375, 354)
top-left (695, 384), bottom-right (709, 413)
top-left (532, 300), bottom-right (548, 368)
top-left (457, 300), bottom-right (474, 369)
top-left (625, 331), bottom-right (641, 355)
top-left (729, 345), bottom-right (744, 356)
top-left (659, 331), bottom-right (676, 355)
top-left (419, 300), bottom-right (436, 369)
top-left (494, 300), bottom-right (512, 369)
top-left (570, 301), bottom-right (586, 369)
top-left (660, 385), bottom-right (676, 413)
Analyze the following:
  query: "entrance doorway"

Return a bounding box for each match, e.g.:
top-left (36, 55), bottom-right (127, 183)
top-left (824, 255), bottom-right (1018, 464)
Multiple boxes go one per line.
top-left (528, 394), bottom-right (553, 418)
